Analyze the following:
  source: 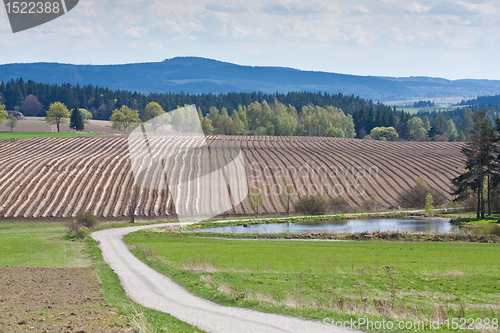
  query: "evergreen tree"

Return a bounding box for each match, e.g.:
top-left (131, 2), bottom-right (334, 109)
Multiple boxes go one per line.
top-left (395, 111), bottom-right (410, 140)
top-left (431, 113), bottom-right (447, 137)
top-left (452, 111), bottom-right (496, 217)
top-left (69, 105), bottom-right (84, 131)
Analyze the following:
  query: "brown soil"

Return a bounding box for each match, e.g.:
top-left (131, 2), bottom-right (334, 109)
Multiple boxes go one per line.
top-left (0, 136), bottom-right (465, 219)
top-left (0, 267), bottom-right (132, 333)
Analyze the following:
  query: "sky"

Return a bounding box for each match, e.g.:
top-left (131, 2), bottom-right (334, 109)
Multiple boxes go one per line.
top-left (1, 0), bottom-right (499, 80)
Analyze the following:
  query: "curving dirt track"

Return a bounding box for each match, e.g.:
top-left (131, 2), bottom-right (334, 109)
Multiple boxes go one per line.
top-left (92, 223), bottom-right (359, 333)
top-left (0, 136), bottom-right (465, 219)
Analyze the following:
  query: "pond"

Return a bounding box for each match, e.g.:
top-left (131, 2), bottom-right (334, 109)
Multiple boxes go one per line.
top-left (195, 218), bottom-right (455, 234)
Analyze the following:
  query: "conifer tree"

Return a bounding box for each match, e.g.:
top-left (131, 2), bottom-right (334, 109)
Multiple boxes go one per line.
top-left (69, 105), bottom-right (84, 131)
top-left (452, 111), bottom-right (497, 217)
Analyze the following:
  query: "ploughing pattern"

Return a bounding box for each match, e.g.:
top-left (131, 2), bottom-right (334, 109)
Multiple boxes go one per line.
top-left (0, 136), bottom-right (465, 219)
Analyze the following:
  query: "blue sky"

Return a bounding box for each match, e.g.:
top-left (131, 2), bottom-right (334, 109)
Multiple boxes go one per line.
top-left (1, 0), bottom-right (499, 80)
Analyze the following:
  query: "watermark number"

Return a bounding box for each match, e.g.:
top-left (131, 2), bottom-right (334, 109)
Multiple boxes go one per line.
top-left (5, 1), bottom-right (60, 14)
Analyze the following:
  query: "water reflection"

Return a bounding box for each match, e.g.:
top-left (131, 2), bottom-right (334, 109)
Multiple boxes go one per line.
top-left (194, 218), bottom-right (455, 234)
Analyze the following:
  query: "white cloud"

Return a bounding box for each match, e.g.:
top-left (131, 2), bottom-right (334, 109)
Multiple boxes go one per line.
top-left (350, 5), bottom-right (370, 15)
top-left (0, 0), bottom-right (500, 79)
top-left (262, 0), bottom-right (329, 16)
top-left (205, 3), bottom-right (247, 13)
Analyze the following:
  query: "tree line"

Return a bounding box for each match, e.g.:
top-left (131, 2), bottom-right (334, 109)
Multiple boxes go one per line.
top-left (3, 77), bottom-right (500, 142)
top-left (0, 78), bottom-right (392, 121)
top-left (459, 94), bottom-right (500, 106)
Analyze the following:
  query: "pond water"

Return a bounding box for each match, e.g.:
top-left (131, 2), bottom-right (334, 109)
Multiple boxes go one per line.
top-left (195, 218), bottom-right (455, 234)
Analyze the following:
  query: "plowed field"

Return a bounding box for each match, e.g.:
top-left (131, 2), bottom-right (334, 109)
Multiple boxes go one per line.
top-left (0, 136), bottom-right (465, 219)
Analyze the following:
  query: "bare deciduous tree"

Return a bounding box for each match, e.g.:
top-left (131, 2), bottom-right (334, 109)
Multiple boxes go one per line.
top-left (21, 95), bottom-right (43, 116)
top-left (279, 180), bottom-right (295, 215)
top-left (249, 186), bottom-right (263, 215)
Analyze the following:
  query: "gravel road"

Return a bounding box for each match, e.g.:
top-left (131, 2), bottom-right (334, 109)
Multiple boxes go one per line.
top-left (92, 223), bottom-right (360, 333)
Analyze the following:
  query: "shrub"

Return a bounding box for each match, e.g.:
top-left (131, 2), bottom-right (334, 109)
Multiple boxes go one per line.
top-left (65, 220), bottom-right (79, 233)
top-left (324, 127), bottom-right (345, 138)
top-left (465, 225), bottom-right (500, 237)
top-left (490, 194), bottom-right (500, 213)
top-left (454, 195), bottom-right (476, 212)
top-left (327, 196), bottom-right (350, 213)
top-left (294, 194), bottom-right (327, 215)
top-left (76, 210), bottom-right (98, 228)
top-left (370, 126), bottom-right (398, 141)
top-left (398, 177), bottom-right (448, 209)
top-left (361, 199), bottom-right (380, 211)
top-left (424, 193), bottom-right (434, 211)
top-left (491, 225), bottom-right (500, 237)
top-left (75, 229), bottom-right (88, 240)
top-left (66, 210), bottom-right (99, 238)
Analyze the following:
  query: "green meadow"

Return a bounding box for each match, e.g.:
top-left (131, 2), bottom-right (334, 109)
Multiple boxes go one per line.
top-left (0, 222), bottom-right (90, 267)
top-left (125, 231), bottom-right (500, 332)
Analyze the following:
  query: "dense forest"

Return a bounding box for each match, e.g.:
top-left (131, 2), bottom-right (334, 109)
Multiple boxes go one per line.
top-left (0, 78), bottom-right (392, 120)
top-left (459, 94), bottom-right (500, 106)
top-left (2, 78), bottom-right (500, 141)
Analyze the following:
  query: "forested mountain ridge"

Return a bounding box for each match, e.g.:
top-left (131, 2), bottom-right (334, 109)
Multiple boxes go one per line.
top-left (1, 57), bottom-right (500, 101)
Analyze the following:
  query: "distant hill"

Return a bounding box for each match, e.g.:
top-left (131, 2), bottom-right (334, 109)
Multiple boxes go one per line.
top-left (1, 57), bottom-right (500, 102)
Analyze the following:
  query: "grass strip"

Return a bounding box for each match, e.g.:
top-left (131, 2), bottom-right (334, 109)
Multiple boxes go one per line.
top-left (185, 230), bottom-right (500, 243)
top-left (0, 222), bottom-right (91, 267)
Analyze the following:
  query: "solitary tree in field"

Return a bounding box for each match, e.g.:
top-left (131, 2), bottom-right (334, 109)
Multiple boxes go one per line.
top-left (110, 106), bottom-right (140, 131)
top-left (69, 105), bottom-right (84, 131)
top-left (45, 102), bottom-right (70, 132)
top-left (5, 114), bottom-right (18, 132)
